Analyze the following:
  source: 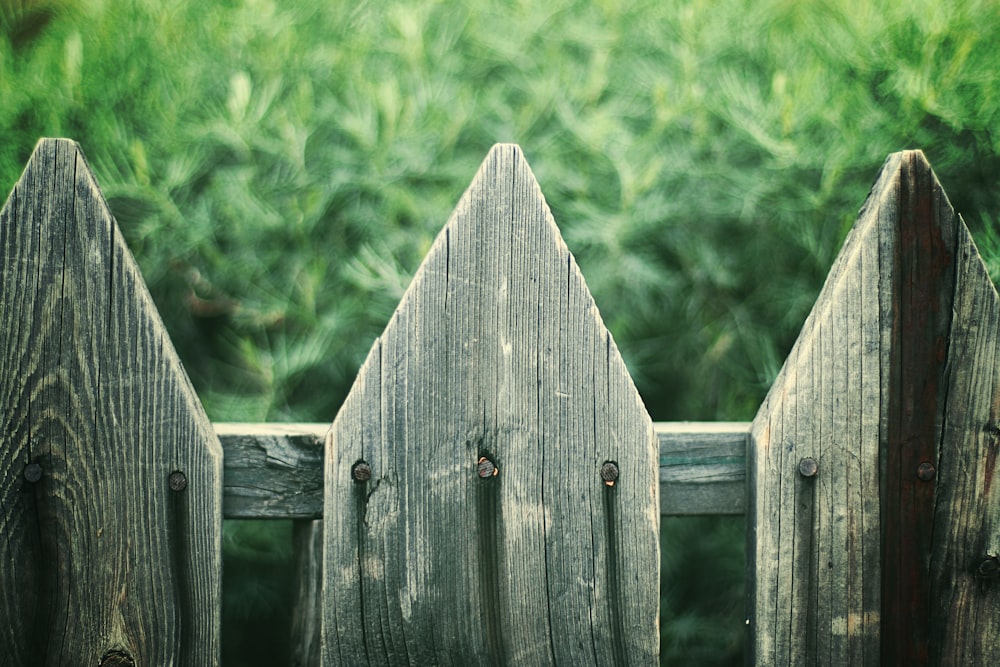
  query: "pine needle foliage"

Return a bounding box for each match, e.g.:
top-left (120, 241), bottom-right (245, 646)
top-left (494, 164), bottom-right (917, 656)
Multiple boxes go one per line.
top-left (3, 0), bottom-right (999, 663)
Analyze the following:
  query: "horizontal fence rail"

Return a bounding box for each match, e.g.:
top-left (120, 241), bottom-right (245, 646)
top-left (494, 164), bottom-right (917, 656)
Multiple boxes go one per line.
top-left (217, 422), bottom-right (749, 520)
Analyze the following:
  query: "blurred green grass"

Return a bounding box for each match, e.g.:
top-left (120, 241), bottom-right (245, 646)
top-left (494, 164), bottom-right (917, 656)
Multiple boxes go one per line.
top-left (3, 0), bottom-right (999, 664)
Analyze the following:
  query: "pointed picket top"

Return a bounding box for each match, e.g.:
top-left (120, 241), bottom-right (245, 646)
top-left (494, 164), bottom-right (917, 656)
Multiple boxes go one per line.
top-left (0, 139), bottom-right (222, 665)
top-left (749, 150), bottom-right (1000, 665)
top-left (322, 144), bottom-right (659, 665)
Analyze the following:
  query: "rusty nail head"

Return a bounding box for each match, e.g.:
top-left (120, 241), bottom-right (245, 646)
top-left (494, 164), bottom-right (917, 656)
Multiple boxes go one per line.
top-left (24, 462), bottom-right (43, 483)
top-left (601, 461), bottom-right (619, 487)
top-left (477, 456), bottom-right (498, 479)
top-left (168, 470), bottom-right (188, 492)
top-left (917, 461), bottom-right (936, 481)
top-left (351, 460), bottom-right (372, 483)
top-left (798, 457), bottom-right (818, 478)
top-left (100, 651), bottom-right (135, 667)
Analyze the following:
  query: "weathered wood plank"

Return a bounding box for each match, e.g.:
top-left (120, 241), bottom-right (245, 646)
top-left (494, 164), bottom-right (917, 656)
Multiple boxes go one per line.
top-left (290, 519), bottom-right (323, 667)
top-left (0, 139), bottom-right (222, 665)
top-left (216, 422), bottom-right (326, 519)
top-left (217, 422), bottom-right (748, 519)
top-left (880, 150), bottom-right (956, 665)
top-left (747, 152), bottom-right (902, 665)
top-left (320, 144), bottom-right (659, 665)
top-left (657, 422), bottom-right (746, 515)
top-left (926, 214), bottom-right (1000, 663)
top-left (748, 150), bottom-right (1000, 665)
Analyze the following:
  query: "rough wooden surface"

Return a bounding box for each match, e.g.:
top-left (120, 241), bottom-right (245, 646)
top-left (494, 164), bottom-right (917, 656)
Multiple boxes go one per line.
top-left (321, 144), bottom-right (659, 665)
top-left (748, 150), bottom-right (1000, 665)
top-left (216, 422), bottom-right (326, 519)
top-left (0, 139), bottom-right (222, 666)
top-left (217, 422), bottom-right (745, 518)
top-left (658, 422), bottom-right (746, 515)
top-left (290, 519), bottom-right (323, 667)
top-left (747, 151), bottom-right (888, 664)
top-left (880, 151), bottom-right (955, 665)
top-left (926, 202), bottom-right (1000, 664)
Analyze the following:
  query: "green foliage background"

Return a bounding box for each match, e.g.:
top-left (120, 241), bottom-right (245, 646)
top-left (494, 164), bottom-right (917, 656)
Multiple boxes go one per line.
top-left (3, 0), bottom-right (998, 664)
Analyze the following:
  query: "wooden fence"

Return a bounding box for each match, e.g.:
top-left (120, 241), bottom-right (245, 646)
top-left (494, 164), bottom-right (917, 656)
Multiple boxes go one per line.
top-left (1, 138), bottom-right (998, 665)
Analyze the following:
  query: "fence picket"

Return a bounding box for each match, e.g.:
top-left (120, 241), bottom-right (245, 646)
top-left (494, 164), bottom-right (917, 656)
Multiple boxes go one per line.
top-left (746, 151), bottom-right (893, 665)
top-left (0, 139), bottom-right (222, 666)
top-left (320, 144), bottom-right (660, 665)
top-left (926, 176), bottom-right (1000, 664)
top-left (3, 137), bottom-right (998, 665)
top-left (748, 150), bottom-right (1000, 665)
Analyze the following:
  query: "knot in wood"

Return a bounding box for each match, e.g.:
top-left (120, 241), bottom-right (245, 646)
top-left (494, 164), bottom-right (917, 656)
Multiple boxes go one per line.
top-left (916, 461), bottom-right (936, 481)
top-left (23, 462), bottom-right (43, 483)
top-left (988, 422), bottom-right (1000, 441)
top-left (168, 470), bottom-right (188, 492)
top-left (798, 457), bottom-right (818, 478)
top-left (100, 651), bottom-right (135, 667)
top-left (977, 556), bottom-right (1000, 580)
top-left (601, 461), bottom-right (619, 487)
top-left (351, 460), bottom-right (372, 483)
top-left (477, 456), bottom-right (498, 479)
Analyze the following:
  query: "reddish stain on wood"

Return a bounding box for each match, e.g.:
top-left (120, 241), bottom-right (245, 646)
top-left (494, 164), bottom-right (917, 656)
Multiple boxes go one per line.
top-left (881, 152), bottom-right (954, 666)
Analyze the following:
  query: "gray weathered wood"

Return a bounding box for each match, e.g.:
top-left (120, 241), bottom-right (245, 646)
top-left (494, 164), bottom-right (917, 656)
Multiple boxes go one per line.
top-left (748, 150), bottom-right (1000, 665)
top-left (291, 519), bottom-right (323, 667)
top-left (747, 153), bottom-right (891, 665)
top-left (0, 139), bottom-right (222, 665)
top-left (217, 422), bottom-right (746, 518)
top-left (216, 418), bottom-right (738, 665)
top-left (321, 144), bottom-right (659, 665)
top-left (216, 422), bottom-right (326, 519)
top-left (926, 207), bottom-right (1000, 664)
top-left (658, 422), bottom-right (746, 515)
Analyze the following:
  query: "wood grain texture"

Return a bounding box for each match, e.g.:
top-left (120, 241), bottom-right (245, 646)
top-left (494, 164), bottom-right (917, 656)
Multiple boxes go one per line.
top-left (748, 150), bottom-right (1000, 665)
top-left (0, 139), bottom-right (222, 666)
top-left (321, 144), bottom-right (659, 665)
top-left (291, 519), bottom-right (323, 667)
top-left (926, 211), bottom-right (1000, 663)
top-left (217, 422), bottom-right (746, 519)
top-left (657, 422), bottom-right (746, 515)
top-left (880, 151), bottom-right (955, 665)
top-left (748, 152), bottom-right (905, 665)
top-left (216, 422), bottom-right (326, 519)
